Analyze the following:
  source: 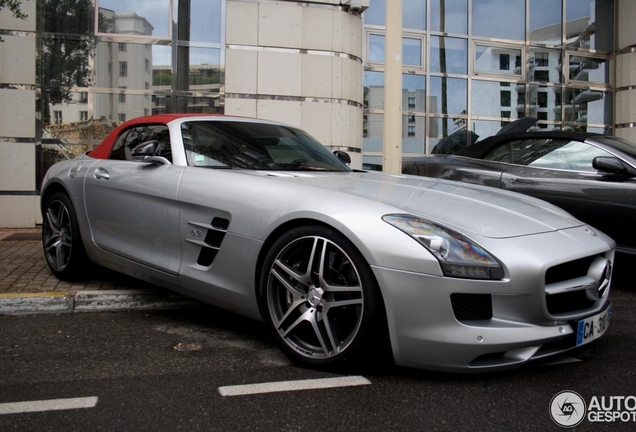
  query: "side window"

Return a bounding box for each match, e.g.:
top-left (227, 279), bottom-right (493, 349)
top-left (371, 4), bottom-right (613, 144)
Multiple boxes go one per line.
top-left (483, 143), bottom-right (512, 162)
top-left (511, 139), bottom-right (609, 171)
top-left (108, 125), bottom-right (171, 162)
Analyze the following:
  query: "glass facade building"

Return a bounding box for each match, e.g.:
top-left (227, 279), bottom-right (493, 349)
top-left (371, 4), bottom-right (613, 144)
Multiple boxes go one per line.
top-left (362, 0), bottom-right (616, 167)
top-left (0, 0), bottom-right (634, 227)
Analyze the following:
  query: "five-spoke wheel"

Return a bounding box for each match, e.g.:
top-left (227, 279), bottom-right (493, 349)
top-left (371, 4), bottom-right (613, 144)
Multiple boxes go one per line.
top-left (261, 226), bottom-right (380, 367)
top-left (42, 192), bottom-right (89, 280)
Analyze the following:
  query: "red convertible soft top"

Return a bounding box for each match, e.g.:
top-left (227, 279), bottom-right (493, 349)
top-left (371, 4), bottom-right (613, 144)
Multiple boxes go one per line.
top-left (88, 113), bottom-right (222, 159)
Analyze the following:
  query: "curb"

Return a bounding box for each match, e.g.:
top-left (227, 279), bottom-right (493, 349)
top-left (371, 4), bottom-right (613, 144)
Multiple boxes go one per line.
top-left (0, 289), bottom-right (202, 316)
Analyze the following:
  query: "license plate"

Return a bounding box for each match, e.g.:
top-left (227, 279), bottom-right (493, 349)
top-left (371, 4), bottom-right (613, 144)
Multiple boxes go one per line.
top-left (576, 307), bottom-right (610, 346)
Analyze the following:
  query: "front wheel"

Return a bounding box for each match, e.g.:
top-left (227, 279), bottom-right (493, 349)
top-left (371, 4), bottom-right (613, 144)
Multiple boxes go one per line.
top-left (259, 225), bottom-right (383, 368)
top-left (42, 192), bottom-right (90, 281)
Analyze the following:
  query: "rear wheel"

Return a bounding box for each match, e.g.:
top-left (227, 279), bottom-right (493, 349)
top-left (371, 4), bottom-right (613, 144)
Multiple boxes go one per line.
top-left (260, 225), bottom-right (383, 368)
top-left (42, 192), bottom-right (89, 281)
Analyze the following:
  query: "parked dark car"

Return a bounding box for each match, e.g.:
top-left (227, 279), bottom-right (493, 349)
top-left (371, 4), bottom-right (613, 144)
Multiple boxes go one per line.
top-left (403, 131), bottom-right (636, 256)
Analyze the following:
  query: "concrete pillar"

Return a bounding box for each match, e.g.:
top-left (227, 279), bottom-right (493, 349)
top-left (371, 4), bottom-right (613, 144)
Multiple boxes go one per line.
top-left (382, 0), bottom-right (402, 174)
top-left (224, 0), bottom-right (368, 169)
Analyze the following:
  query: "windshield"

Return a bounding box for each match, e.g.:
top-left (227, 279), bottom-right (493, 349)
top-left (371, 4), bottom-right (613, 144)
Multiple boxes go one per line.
top-left (593, 136), bottom-right (636, 159)
top-left (181, 121), bottom-right (351, 172)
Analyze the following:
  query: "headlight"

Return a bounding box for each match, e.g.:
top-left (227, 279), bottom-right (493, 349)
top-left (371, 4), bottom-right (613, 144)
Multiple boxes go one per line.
top-left (383, 214), bottom-right (504, 280)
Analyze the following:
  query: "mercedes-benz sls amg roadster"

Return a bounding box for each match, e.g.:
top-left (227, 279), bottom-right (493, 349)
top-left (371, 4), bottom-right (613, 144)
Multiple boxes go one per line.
top-left (41, 114), bottom-right (614, 372)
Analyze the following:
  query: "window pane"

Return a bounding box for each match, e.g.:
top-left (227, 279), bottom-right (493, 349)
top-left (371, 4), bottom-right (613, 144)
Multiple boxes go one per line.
top-left (566, 0), bottom-right (614, 51)
top-left (472, 80), bottom-right (522, 117)
top-left (403, 114), bottom-right (425, 154)
top-left (403, 0), bottom-right (426, 31)
top-left (475, 45), bottom-right (522, 76)
top-left (530, 0), bottom-right (562, 44)
top-left (529, 48), bottom-right (562, 83)
top-left (95, 41), bottom-right (155, 91)
top-left (183, 48), bottom-right (221, 91)
top-left (94, 93), bottom-right (152, 125)
top-left (369, 34), bottom-right (385, 63)
top-left (430, 77), bottom-right (467, 115)
top-left (98, 0), bottom-right (171, 38)
top-left (188, 0), bottom-right (222, 43)
top-left (43, 0), bottom-right (94, 34)
top-left (568, 55), bottom-right (609, 84)
top-left (403, 74), bottom-right (425, 112)
top-left (403, 38), bottom-right (422, 67)
top-left (564, 88), bottom-right (611, 126)
top-left (430, 37), bottom-right (467, 74)
top-left (364, 71), bottom-right (385, 110)
top-left (365, 0), bottom-right (385, 26)
top-left (430, 0), bottom-right (467, 34)
top-left (363, 113), bottom-right (384, 153)
top-left (40, 38), bottom-right (92, 92)
top-left (472, 0), bottom-right (525, 41)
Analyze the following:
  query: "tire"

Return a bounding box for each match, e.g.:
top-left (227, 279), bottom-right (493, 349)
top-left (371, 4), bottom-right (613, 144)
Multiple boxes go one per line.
top-left (259, 225), bottom-right (383, 368)
top-left (42, 192), bottom-right (90, 281)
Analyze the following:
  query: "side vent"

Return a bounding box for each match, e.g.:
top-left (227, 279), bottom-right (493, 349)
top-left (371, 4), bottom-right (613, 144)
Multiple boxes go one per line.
top-left (187, 217), bottom-right (230, 267)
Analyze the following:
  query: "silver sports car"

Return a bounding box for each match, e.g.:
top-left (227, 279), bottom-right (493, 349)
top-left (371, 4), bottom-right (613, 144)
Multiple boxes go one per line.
top-left (41, 114), bottom-right (614, 372)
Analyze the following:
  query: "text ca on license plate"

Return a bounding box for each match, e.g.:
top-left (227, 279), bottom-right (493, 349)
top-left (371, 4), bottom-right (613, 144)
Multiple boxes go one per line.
top-left (576, 307), bottom-right (610, 346)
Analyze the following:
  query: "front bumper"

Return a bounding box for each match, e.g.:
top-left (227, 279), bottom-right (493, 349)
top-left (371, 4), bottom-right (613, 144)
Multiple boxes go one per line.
top-left (371, 227), bottom-right (614, 372)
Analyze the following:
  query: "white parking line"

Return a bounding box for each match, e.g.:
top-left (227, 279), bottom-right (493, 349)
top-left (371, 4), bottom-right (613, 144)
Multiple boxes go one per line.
top-left (0, 397), bottom-right (98, 415)
top-left (218, 376), bottom-right (371, 397)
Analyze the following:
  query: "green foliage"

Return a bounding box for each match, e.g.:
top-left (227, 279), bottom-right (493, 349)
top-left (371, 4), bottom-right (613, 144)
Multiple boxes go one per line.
top-left (0, 0), bottom-right (28, 19)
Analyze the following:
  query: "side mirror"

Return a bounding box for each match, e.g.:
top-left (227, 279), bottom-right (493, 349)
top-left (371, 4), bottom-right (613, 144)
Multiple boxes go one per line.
top-left (132, 140), bottom-right (171, 165)
top-left (333, 150), bottom-right (351, 165)
top-left (593, 156), bottom-right (626, 175)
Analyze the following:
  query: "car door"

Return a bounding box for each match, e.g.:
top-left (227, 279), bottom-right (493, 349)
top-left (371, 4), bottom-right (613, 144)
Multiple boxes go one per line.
top-left (84, 124), bottom-right (184, 274)
top-left (500, 138), bottom-right (636, 251)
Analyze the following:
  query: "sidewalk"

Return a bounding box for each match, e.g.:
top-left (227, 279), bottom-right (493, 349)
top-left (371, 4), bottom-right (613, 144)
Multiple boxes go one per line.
top-left (0, 228), bottom-right (201, 315)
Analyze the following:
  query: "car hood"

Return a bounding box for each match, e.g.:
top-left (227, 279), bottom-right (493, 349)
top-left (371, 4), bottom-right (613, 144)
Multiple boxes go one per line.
top-left (255, 170), bottom-right (583, 239)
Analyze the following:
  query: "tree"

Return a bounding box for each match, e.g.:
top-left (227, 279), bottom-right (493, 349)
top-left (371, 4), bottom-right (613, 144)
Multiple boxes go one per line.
top-left (0, 0), bottom-right (28, 19)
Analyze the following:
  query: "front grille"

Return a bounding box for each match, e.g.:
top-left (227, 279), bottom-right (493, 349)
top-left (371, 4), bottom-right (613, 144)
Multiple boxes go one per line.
top-left (545, 254), bottom-right (606, 315)
top-left (451, 293), bottom-right (493, 322)
top-left (545, 255), bottom-right (596, 285)
top-left (546, 289), bottom-right (595, 315)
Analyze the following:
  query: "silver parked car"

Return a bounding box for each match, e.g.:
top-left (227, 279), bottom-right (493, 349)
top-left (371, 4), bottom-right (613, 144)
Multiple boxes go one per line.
top-left (41, 114), bottom-right (614, 372)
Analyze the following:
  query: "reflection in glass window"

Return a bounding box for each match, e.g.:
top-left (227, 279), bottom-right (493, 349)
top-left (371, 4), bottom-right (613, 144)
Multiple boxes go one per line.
top-left (365, 0), bottom-right (385, 26)
top-left (430, 37), bottom-right (467, 74)
top-left (363, 113), bottom-right (384, 153)
top-left (529, 48), bottom-right (561, 83)
top-left (472, 81), bottom-right (518, 117)
top-left (42, 0), bottom-right (94, 34)
top-left (564, 88), bottom-right (610, 126)
top-left (530, 0), bottom-right (561, 44)
top-left (188, 0), bottom-right (222, 43)
top-left (369, 34), bottom-right (385, 63)
top-left (475, 46), bottom-right (522, 76)
top-left (566, 0), bottom-right (614, 52)
top-left (431, 0), bottom-right (467, 34)
top-left (403, 74), bottom-right (425, 112)
top-left (364, 71), bottom-right (385, 110)
top-left (403, 114), bottom-right (425, 154)
top-left (472, 0), bottom-right (525, 41)
top-left (403, 38), bottom-right (422, 67)
top-left (98, 0), bottom-right (171, 38)
top-left (568, 56), bottom-right (609, 84)
top-left (186, 48), bottom-right (221, 91)
top-left (95, 93), bottom-right (152, 126)
top-left (403, 0), bottom-right (426, 31)
top-left (430, 77), bottom-right (467, 116)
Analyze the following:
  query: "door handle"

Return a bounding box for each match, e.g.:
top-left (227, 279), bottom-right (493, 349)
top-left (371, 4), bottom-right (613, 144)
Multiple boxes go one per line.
top-left (94, 168), bottom-right (110, 180)
top-left (509, 178), bottom-right (533, 185)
